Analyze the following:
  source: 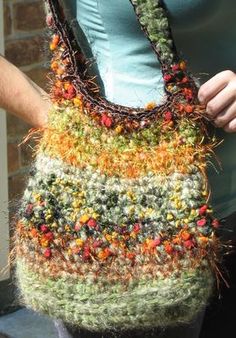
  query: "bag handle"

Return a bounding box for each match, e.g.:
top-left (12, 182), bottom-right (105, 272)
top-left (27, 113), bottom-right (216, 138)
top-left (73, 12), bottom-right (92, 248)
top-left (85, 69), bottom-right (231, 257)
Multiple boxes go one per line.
top-left (44, 0), bottom-right (200, 133)
top-left (129, 0), bottom-right (178, 67)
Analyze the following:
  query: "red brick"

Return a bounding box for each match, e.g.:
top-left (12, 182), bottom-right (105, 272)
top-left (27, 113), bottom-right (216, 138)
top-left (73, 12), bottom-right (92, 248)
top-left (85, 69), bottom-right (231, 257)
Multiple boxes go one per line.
top-left (20, 141), bottom-right (35, 168)
top-left (25, 66), bottom-right (49, 92)
top-left (13, 1), bottom-right (45, 31)
top-left (7, 114), bottom-right (31, 141)
top-left (8, 173), bottom-right (27, 201)
top-left (7, 143), bottom-right (20, 174)
top-left (5, 35), bottom-right (45, 67)
top-left (4, 0), bottom-right (12, 37)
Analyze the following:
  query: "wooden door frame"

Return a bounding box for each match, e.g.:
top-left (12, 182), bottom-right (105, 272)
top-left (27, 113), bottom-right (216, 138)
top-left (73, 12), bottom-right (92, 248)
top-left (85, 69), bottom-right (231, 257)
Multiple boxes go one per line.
top-left (0, 0), bottom-right (10, 282)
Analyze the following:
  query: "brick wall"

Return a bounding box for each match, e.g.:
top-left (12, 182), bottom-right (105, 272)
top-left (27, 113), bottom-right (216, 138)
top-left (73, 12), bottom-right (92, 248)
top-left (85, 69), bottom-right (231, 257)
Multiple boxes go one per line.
top-left (4, 0), bottom-right (48, 207)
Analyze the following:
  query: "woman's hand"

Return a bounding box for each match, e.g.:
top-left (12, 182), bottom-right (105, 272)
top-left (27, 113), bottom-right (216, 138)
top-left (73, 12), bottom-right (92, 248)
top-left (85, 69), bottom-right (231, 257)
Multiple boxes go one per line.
top-left (198, 70), bottom-right (236, 133)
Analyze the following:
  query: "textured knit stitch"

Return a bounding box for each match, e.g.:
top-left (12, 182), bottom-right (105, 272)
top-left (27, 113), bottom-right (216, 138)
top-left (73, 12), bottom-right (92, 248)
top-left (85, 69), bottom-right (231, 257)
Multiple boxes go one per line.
top-left (13, 0), bottom-right (222, 332)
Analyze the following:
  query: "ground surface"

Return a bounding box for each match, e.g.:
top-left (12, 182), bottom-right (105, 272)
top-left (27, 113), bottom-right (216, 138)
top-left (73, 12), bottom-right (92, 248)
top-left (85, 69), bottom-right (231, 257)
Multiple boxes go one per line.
top-left (0, 308), bottom-right (58, 338)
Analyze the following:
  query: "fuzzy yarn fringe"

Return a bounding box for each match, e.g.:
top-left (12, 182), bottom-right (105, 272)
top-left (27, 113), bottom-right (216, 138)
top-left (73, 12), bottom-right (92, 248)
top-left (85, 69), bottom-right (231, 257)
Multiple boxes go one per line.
top-left (13, 0), bottom-right (222, 332)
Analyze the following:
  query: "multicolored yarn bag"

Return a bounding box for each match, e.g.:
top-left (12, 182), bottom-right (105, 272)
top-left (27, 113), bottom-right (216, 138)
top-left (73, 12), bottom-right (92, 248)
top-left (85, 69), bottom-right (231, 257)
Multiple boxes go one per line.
top-left (13, 0), bottom-right (223, 332)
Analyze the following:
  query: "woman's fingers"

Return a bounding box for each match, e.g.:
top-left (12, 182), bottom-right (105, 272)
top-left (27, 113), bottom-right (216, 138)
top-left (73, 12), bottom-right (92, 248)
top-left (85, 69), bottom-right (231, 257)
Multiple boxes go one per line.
top-left (223, 118), bottom-right (236, 133)
top-left (214, 101), bottom-right (236, 128)
top-left (205, 85), bottom-right (236, 119)
top-left (198, 70), bottom-right (236, 133)
top-left (198, 70), bottom-right (235, 104)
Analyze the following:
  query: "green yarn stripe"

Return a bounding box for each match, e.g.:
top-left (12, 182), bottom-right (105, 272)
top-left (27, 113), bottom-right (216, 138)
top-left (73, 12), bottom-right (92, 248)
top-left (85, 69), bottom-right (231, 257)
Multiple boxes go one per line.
top-left (16, 258), bottom-right (213, 331)
top-left (23, 154), bottom-right (206, 234)
top-left (130, 0), bottom-right (175, 64)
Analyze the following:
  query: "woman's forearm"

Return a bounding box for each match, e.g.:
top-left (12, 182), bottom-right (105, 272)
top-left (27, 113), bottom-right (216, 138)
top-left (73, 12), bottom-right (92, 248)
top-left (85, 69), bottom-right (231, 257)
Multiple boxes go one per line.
top-left (0, 55), bottom-right (51, 128)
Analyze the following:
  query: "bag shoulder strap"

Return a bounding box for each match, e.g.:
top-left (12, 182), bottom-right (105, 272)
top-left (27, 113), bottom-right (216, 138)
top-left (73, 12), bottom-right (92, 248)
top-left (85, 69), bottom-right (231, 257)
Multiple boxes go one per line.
top-left (129, 0), bottom-right (178, 66)
top-left (44, 0), bottom-right (202, 133)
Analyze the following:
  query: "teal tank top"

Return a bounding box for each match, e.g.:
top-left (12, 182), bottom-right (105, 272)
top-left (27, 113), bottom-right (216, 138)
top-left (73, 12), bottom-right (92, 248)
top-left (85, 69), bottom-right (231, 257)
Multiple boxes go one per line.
top-left (63, 0), bottom-right (236, 219)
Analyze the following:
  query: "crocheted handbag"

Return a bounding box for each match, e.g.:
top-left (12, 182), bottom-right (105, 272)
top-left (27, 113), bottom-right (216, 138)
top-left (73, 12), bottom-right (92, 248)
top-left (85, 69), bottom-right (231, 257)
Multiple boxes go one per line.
top-left (14, 0), bottom-right (222, 332)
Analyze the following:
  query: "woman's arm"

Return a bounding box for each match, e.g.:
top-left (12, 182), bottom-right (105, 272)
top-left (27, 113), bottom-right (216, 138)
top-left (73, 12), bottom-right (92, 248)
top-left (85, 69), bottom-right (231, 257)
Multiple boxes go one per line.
top-left (0, 55), bottom-right (51, 127)
top-left (198, 70), bottom-right (236, 133)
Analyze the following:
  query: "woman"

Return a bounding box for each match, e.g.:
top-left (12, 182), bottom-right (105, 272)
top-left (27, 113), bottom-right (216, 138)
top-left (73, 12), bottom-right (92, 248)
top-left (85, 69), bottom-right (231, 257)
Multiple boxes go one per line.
top-left (1, 0), bottom-right (236, 337)
top-left (51, 1), bottom-right (236, 338)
